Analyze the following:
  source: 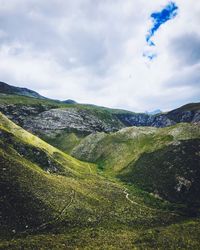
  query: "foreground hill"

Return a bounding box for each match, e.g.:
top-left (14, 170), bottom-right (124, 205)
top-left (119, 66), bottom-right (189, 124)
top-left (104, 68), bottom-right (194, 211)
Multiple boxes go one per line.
top-left (1, 113), bottom-right (200, 249)
top-left (0, 112), bottom-right (96, 231)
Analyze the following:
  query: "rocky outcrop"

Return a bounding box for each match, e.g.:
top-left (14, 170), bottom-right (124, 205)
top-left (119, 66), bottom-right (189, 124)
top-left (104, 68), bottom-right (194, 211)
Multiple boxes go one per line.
top-left (23, 108), bottom-right (124, 135)
top-left (0, 104), bottom-right (50, 126)
top-left (116, 108), bottom-right (200, 128)
top-left (167, 109), bottom-right (200, 124)
top-left (0, 102), bottom-right (199, 140)
top-left (0, 82), bottom-right (199, 134)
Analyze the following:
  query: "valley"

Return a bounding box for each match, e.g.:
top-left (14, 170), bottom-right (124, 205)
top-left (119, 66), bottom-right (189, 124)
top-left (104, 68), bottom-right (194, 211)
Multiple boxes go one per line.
top-left (0, 82), bottom-right (200, 249)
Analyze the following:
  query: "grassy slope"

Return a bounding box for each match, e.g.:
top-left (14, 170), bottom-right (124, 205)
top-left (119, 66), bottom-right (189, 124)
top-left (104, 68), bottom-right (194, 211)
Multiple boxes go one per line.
top-left (1, 219), bottom-right (200, 249)
top-left (1, 93), bottom-right (199, 155)
top-left (72, 123), bottom-right (200, 175)
top-left (2, 113), bottom-right (200, 248)
top-left (0, 112), bottom-right (94, 175)
top-left (120, 139), bottom-right (200, 209)
top-left (72, 123), bottom-right (200, 211)
top-left (0, 111), bottom-right (96, 233)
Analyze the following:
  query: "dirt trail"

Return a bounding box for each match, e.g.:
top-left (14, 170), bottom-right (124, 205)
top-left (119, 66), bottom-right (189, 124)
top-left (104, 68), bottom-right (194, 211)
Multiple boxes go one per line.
top-left (123, 188), bottom-right (139, 205)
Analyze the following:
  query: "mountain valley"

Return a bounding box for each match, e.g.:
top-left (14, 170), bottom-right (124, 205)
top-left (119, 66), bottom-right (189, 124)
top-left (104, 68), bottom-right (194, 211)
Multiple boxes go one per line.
top-left (0, 82), bottom-right (200, 249)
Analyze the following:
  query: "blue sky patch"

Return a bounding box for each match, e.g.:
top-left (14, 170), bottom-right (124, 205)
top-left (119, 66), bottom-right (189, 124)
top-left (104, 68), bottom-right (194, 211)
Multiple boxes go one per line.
top-left (143, 52), bottom-right (157, 61)
top-left (146, 2), bottom-right (178, 46)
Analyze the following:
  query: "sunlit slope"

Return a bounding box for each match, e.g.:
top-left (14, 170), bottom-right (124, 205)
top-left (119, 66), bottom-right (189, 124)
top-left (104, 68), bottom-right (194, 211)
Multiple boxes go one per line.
top-left (1, 89), bottom-right (199, 155)
top-left (72, 123), bottom-right (200, 209)
top-left (0, 112), bottom-right (96, 233)
top-left (0, 112), bottom-right (94, 175)
top-left (72, 123), bottom-right (200, 174)
top-left (0, 112), bottom-right (180, 236)
top-left (1, 113), bottom-right (200, 249)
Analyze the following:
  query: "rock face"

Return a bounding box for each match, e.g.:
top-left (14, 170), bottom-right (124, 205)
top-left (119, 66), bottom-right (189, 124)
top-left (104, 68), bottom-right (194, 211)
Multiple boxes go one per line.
top-left (0, 104), bottom-right (49, 126)
top-left (0, 82), bottom-right (199, 135)
top-left (115, 109), bottom-right (200, 128)
top-left (167, 109), bottom-right (200, 124)
top-left (22, 108), bottom-right (124, 136)
top-left (0, 104), bottom-right (124, 136)
top-left (0, 103), bottom-right (199, 141)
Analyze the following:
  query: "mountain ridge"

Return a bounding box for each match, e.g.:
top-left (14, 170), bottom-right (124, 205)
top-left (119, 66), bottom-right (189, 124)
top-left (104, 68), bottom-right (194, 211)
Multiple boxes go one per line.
top-left (0, 81), bottom-right (46, 99)
top-left (0, 81), bottom-right (199, 154)
top-left (0, 82), bottom-right (200, 248)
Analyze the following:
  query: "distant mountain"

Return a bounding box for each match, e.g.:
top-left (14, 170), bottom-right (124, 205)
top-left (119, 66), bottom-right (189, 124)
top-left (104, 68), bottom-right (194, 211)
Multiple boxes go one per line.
top-left (146, 109), bottom-right (162, 115)
top-left (116, 103), bottom-right (200, 128)
top-left (62, 99), bottom-right (77, 104)
top-left (0, 81), bottom-right (46, 99)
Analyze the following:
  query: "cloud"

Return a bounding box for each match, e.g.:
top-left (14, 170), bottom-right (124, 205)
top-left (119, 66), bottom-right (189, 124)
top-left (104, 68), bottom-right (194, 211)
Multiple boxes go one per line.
top-left (169, 32), bottom-right (200, 67)
top-left (0, 0), bottom-right (199, 112)
top-left (164, 64), bottom-right (200, 88)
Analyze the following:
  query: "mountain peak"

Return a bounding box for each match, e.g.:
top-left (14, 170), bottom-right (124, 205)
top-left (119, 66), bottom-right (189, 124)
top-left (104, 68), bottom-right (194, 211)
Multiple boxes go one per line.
top-left (145, 109), bottom-right (162, 115)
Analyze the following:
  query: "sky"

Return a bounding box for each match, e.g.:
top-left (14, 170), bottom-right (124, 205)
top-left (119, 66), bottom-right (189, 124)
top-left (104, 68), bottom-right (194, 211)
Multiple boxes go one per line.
top-left (0, 0), bottom-right (199, 112)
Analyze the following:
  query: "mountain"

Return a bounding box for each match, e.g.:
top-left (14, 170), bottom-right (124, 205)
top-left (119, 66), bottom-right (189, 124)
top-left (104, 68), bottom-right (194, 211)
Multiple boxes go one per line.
top-left (146, 109), bottom-right (162, 115)
top-left (0, 81), bottom-right (200, 248)
top-left (0, 81), bottom-right (199, 155)
top-left (0, 111), bottom-right (93, 232)
top-left (62, 99), bottom-right (77, 104)
top-left (0, 81), bottom-right (46, 99)
top-left (115, 103), bottom-right (200, 127)
top-left (1, 112), bottom-right (197, 249)
top-left (72, 123), bottom-right (200, 212)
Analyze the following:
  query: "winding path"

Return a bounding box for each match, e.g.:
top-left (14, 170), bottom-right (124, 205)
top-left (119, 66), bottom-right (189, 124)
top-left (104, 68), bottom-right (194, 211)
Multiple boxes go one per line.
top-left (123, 187), bottom-right (139, 205)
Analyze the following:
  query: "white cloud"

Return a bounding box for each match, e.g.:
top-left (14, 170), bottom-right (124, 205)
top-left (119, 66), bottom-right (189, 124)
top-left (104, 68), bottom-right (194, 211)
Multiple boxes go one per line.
top-left (0, 0), bottom-right (199, 112)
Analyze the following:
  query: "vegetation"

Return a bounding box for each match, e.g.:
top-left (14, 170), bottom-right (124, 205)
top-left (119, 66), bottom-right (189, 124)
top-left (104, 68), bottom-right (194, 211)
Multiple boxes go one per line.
top-left (0, 85), bottom-right (200, 249)
top-left (2, 112), bottom-right (200, 248)
top-left (72, 123), bottom-right (200, 174)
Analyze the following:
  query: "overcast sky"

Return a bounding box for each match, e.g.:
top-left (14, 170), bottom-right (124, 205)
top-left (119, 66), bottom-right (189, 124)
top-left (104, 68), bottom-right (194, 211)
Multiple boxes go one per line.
top-left (0, 0), bottom-right (199, 112)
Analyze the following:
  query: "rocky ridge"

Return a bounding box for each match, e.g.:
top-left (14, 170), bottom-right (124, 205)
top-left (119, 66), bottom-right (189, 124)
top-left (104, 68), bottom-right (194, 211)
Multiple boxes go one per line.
top-left (0, 103), bottom-right (199, 138)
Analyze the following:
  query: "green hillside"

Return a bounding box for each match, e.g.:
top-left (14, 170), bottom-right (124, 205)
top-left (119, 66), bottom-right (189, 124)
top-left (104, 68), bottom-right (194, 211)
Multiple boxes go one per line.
top-left (0, 111), bottom-right (95, 233)
top-left (72, 123), bottom-right (200, 210)
top-left (1, 88), bottom-right (199, 156)
top-left (0, 112), bottom-right (94, 175)
top-left (72, 123), bottom-right (200, 173)
top-left (0, 83), bottom-right (200, 248)
top-left (1, 112), bottom-right (200, 249)
top-left (120, 139), bottom-right (200, 212)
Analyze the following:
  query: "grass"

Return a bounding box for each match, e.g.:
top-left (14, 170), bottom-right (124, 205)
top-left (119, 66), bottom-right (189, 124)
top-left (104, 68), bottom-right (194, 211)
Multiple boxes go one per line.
top-left (1, 112), bottom-right (200, 249)
top-left (72, 123), bottom-right (200, 212)
top-left (72, 123), bottom-right (200, 175)
top-left (0, 112), bottom-right (95, 175)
